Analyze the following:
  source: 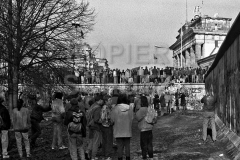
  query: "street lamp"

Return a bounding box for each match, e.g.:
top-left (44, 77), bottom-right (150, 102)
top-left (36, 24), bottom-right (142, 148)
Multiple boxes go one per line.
top-left (71, 21), bottom-right (80, 74)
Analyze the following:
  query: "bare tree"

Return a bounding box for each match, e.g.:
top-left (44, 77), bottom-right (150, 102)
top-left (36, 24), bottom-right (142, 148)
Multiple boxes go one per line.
top-left (0, 0), bottom-right (95, 116)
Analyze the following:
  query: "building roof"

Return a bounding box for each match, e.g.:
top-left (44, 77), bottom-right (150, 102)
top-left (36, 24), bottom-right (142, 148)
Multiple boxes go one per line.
top-left (170, 15), bottom-right (231, 50)
top-left (197, 54), bottom-right (216, 66)
top-left (205, 12), bottom-right (240, 78)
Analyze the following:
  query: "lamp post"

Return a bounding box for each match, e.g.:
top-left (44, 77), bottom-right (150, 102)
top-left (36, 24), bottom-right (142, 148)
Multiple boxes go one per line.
top-left (72, 21), bottom-right (81, 75)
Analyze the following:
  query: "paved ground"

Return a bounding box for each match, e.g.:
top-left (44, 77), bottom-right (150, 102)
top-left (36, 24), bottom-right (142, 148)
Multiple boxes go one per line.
top-left (7, 111), bottom-right (231, 160)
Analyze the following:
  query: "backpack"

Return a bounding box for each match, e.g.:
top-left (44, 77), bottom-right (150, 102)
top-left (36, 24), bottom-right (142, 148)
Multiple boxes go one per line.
top-left (68, 111), bottom-right (83, 133)
top-left (100, 105), bottom-right (112, 127)
top-left (145, 105), bottom-right (158, 124)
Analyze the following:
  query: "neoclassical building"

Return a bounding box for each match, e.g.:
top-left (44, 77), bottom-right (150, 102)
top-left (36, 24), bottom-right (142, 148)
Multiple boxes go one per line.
top-left (170, 14), bottom-right (232, 68)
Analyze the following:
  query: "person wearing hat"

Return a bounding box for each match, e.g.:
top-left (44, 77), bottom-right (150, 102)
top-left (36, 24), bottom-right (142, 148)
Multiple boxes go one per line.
top-left (64, 98), bottom-right (87, 160)
top-left (0, 96), bottom-right (11, 159)
top-left (28, 95), bottom-right (52, 149)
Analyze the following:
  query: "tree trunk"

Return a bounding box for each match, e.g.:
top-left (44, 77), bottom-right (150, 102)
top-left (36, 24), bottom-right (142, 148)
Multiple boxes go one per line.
top-left (7, 0), bottom-right (13, 119)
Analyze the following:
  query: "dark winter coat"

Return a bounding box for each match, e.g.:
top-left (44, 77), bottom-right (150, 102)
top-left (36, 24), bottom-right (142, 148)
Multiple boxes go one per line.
top-left (64, 105), bottom-right (87, 137)
top-left (201, 95), bottom-right (217, 112)
top-left (0, 103), bottom-right (11, 130)
top-left (30, 104), bottom-right (51, 123)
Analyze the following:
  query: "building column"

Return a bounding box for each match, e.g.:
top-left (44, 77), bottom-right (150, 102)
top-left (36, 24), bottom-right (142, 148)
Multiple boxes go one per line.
top-left (185, 49), bottom-right (190, 67)
top-left (182, 51), bottom-right (186, 67)
top-left (177, 54), bottom-right (181, 68)
top-left (190, 46), bottom-right (195, 67)
top-left (195, 43), bottom-right (201, 63)
top-left (176, 55), bottom-right (179, 68)
top-left (173, 56), bottom-right (177, 68)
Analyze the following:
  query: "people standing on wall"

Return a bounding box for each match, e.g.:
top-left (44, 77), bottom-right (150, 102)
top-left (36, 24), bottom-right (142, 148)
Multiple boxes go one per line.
top-left (139, 67), bottom-right (144, 83)
top-left (160, 68), bottom-right (163, 83)
top-left (125, 69), bottom-right (131, 83)
top-left (91, 70), bottom-right (95, 84)
top-left (144, 66), bottom-right (149, 83)
top-left (117, 69), bottom-right (121, 84)
top-left (113, 69), bottom-right (117, 84)
top-left (109, 69), bottom-right (113, 83)
top-left (102, 69), bottom-right (106, 84)
top-left (200, 89), bottom-right (217, 143)
top-left (191, 68), bottom-right (195, 83)
top-left (121, 70), bottom-right (125, 84)
top-left (99, 69), bottom-right (103, 84)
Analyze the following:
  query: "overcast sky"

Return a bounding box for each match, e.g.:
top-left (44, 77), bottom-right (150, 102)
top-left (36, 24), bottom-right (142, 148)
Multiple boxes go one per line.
top-left (79, 0), bottom-right (240, 70)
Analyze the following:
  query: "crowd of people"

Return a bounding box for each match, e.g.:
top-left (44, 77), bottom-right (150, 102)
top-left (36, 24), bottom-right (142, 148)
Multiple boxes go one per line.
top-left (0, 84), bottom-right (197, 160)
top-left (78, 66), bottom-right (207, 84)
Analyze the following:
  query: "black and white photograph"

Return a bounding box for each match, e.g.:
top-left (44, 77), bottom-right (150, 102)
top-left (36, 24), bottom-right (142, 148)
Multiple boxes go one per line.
top-left (0, 0), bottom-right (239, 159)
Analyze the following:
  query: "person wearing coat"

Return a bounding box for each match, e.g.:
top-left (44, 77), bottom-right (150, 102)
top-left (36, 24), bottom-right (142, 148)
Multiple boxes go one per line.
top-left (64, 98), bottom-right (87, 160)
top-left (0, 96), bottom-right (11, 159)
top-left (201, 90), bottom-right (217, 143)
top-left (51, 92), bottom-right (67, 150)
top-left (110, 94), bottom-right (134, 160)
top-left (136, 96), bottom-right (154, 160)
top-left (28, 95), bottom-right (51, 148)
top-left (13, 99), bottom-right (31, 158)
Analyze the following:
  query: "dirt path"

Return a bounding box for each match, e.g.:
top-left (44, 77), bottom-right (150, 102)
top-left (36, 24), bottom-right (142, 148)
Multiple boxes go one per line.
top-left (130, 111), bottom-right (231, 160)
top-left (7, 111), bottom-right (231, 160)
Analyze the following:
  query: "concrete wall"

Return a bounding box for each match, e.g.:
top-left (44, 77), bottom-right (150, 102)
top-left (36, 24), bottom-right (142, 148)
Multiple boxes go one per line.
top-left (205, 14), bottom-right (240, 158)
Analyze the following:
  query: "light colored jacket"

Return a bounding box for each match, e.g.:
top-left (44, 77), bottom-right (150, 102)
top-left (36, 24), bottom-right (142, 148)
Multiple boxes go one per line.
top-left (111, 103), bottom-right (134, 138)
top-left (136, 107), bottom-right (153, 132)
top-left (51, 99), bottom-right (65, 117)
top-left (12, 107), bottom-right (30, 131)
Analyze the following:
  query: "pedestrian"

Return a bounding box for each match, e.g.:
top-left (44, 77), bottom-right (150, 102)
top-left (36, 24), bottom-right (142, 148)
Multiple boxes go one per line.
top-left (180, 91), bottom-right (187, 111)
top-left (164, 90), bottom-right (172, 114)
top-left (201, 89), bottom-right (217, 143)
top-left (159, 92), bottom-right (166, 116)
top-left (110, 94), bottom-right (134, 160)
top-left (153, 94), bottom-right (160, 115)
top-left (64, 98), bottom-right (87, 160)
top-left (133, 94), bottom-right (141, 113)
top-left (12, 99), bottom-right (31, 158)
top-left (100, 95), bottom-right (114, 160)
top-left (51, 92), bottom-right (67, 150)
top-left (86, 95), bottom-right (104, 160)
top-left (136, 96), bottom-right (154, 160)
top-left (175, 89), bottom-right (180, 110)
top-left (28, 94), bottom-right (51, 148)
top-left (0, 95), bottom-right (11, 159)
